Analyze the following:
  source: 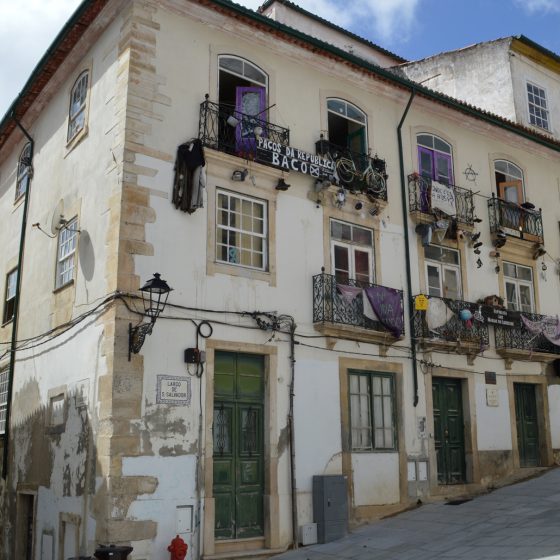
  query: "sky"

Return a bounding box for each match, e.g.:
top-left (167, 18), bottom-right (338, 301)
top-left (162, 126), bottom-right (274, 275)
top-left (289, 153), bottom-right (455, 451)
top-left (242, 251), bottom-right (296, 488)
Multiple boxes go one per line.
top-left (1, 0), bottom-right (560, 119)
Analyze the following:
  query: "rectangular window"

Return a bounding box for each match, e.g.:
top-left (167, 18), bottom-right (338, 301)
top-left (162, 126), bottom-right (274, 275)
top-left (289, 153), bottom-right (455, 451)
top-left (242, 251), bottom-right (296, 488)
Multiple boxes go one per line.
top-left (0, 368), bottom-right (8, 435)
top-left (527, 82), bottom-right (550, 131)
top-left (3, 269), bottom-right (17, 324)
top-left (504, 262), bottom-right (534, 313)
top-left (349, 371), bottom-right (396, 451)
top-left (216, 190), bottom-right (267, 270)
top-left (55, 218), bottom-right (78, 289)
top-left (330, 219), bottom-right (374, 286)
top-left (424, 245), bottom-right (461, 300)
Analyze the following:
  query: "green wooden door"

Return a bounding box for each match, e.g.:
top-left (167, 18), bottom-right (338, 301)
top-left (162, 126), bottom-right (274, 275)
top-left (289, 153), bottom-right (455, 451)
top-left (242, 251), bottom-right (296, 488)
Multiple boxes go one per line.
top-left (432, 377), bottom-right (466, 484)
top-left (213, 351), bottom-right (264, 540)
top-left (514, 383), bottom-right (540, 467)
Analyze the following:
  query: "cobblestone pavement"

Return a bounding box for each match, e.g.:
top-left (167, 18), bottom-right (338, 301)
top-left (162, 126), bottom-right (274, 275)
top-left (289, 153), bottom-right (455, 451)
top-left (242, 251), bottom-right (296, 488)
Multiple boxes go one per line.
top-left (275, 468), bottom-right (560, 560)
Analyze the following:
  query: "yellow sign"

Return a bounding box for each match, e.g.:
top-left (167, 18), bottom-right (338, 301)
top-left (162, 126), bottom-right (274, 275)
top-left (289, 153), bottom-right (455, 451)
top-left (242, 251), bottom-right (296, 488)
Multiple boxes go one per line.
top-left (415, 294), bottom-right (429, 311)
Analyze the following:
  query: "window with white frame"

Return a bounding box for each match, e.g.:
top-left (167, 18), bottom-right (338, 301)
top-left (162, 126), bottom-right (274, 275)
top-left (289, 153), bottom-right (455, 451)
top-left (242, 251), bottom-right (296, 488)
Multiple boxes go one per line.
top-left (55, 218), bottom-right (78, 289)
top-left (349, 371), bottom-right (396, 451)
top-left (425, 245), bottom-right (461, 300)
top-left (503, 262), bottom-right (534, 313)
top-left (3, 269), bottom-right (17, 324)
top-left (527, 82), bottom-right (550, 131)
top-left (0, 368), bottom-right (8, 435)
top-left (15, 143), bottom-right (32, 200)
top-left (216, 190), bottom-right (267, 270)
top-left (67, 71), bottom-right (89, 142)
top-left (330, 219), bottom-right (374, 286)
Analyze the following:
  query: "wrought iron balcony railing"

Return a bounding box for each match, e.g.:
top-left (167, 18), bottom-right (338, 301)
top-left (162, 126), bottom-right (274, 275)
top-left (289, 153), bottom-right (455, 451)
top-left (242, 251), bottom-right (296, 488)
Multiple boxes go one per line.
top-left (412, 294), bottom-right (489, 347)
top-left (315, 139), bottom-right (388, 201)
top-left (198, 97), bottom-right (290, 164)
top-left (488, 196), bottom-right (544, 243)
top-left (495, 312), bottom-right (560, 355)
top-left (313, 271), bottom-right (403, 336)
top-left (408, 173), bottom-right (475, 226)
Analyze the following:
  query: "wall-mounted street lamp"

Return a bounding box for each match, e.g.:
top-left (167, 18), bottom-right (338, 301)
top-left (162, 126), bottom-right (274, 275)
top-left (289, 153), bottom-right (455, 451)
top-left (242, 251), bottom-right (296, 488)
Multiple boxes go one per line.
top-left (128, 273), bottom-right (172, 360)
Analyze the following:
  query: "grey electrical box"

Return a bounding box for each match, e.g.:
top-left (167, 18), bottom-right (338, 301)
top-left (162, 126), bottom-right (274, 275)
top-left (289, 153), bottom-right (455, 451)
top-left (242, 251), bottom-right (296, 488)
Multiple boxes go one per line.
top-left (312, 475), bottom-right (348, 543)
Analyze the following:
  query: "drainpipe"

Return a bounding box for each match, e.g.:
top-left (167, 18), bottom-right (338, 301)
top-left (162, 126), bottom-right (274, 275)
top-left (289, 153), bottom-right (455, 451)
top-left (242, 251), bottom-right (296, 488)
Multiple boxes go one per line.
top-left (2, 115), bottom-right (34, 478)
top-left (287, 321), bottom-right (298, 549)
top-left (396, 89), bottom-right (419, 407)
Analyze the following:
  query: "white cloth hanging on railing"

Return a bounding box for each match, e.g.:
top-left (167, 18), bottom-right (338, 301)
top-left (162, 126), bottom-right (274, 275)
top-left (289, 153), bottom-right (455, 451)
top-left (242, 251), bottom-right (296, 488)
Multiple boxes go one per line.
top-left (426, 297), bottom-right (454, 331)
top-left (521, 314), bottom-right (560, 346)
top-left (431, 181), bottom-right (456, 216)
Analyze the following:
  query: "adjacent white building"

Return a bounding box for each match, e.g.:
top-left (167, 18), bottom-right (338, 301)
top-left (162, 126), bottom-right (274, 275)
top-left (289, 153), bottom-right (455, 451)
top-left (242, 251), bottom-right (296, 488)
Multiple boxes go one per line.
top-left (0, 1), bottom-right (559, 559)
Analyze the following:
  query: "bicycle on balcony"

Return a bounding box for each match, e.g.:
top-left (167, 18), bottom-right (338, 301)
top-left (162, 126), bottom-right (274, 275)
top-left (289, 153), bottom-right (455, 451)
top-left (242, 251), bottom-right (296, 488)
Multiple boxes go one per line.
top-left (331, 150), bottom-right (386, 194)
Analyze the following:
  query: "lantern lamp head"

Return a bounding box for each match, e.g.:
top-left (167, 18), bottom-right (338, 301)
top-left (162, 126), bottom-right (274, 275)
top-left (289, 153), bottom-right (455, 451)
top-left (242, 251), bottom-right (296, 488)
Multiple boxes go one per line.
top-left (129, 273), bottom-right (173, 360)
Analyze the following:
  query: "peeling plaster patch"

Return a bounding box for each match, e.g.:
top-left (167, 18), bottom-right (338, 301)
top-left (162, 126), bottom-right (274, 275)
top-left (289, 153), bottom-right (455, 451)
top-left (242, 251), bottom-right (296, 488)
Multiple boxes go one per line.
top-left (11, 379), bottom-right (41, 425)
top-left (159, 444), bottom-right (187, 457)
top-left (278, 423), bottom-right (290, 456)
top-left (143, 403), bottom-right (188, 436)
top-left (63, 463), bottom-right (72, 497)
top-left (141, 427), bottom-right (154, 456)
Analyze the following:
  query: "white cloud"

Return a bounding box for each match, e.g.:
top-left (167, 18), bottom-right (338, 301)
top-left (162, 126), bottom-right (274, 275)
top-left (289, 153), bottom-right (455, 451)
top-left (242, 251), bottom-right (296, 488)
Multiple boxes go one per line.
top-left (0, 0), bottom-right (82, 118)
top-left (0, 0), bottom-right (419, 119)
top-left (514, 0), bottom-right (560, 13)
top-left (240, 0), bottom-right (419, 43)
top-left (354, 0), bottom-right (420, 43)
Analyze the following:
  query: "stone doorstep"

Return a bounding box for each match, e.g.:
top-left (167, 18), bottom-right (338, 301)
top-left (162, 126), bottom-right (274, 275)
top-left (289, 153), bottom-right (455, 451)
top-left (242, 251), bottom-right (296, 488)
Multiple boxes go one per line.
top-left (351, 501), bottom-right (419, 529)
top-left (203, 547), bottom-right (288, 560)
top-left (419, 465), bottom-right (555, 505)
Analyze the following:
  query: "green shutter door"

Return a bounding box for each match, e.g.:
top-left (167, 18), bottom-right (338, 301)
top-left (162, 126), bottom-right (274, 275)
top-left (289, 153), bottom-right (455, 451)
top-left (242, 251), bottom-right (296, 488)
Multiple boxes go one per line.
top-left (514, 383), bottom-right (540, 468)
top-left (432, 377), bottom-right (466, 484)
top-left (213, 352), bottom-right (264, 540)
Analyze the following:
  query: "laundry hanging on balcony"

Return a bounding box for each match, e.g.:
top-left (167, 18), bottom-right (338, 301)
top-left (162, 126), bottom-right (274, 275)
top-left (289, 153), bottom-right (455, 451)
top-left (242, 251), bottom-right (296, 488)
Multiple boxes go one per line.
top-left (172, 139), bottom-right (206, 213)
top-left (431, 181), bottom-right (456, 216)
top-left (426, 297), bottom-right (454, 332)
top-left (336, 284), bottom-right (362, 305)
top-left (336, 284), bottom-right (381, 324)
top-left (363, 285), bottom-right (404, 338)
top-left (521, 314), bottom-right (560, 346)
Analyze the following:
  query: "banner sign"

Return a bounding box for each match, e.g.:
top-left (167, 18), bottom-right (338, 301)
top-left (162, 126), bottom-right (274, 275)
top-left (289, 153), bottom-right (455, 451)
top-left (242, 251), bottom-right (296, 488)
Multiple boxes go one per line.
top-left (480, 306), bottom-right (521, 328)
top-left (255, 137), bottom-right (335, 178)
top-left (430, 181), bottom-right (456, 216)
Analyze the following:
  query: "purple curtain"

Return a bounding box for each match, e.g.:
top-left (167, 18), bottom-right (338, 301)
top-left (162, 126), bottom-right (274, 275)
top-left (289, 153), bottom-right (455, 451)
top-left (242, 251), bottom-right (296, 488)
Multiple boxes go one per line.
top-left (364, 286), bottom-right (404, 338)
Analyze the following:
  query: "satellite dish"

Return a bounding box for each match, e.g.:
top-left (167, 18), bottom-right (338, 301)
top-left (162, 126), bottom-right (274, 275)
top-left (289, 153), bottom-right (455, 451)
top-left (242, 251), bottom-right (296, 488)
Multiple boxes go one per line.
top-left (50, 199), bottom-right (65, 235)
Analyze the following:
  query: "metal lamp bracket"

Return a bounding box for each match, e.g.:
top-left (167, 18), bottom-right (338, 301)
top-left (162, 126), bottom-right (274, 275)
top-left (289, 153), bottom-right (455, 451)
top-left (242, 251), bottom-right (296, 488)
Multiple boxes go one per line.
top-left (129, 321), bottom-right (154, 360)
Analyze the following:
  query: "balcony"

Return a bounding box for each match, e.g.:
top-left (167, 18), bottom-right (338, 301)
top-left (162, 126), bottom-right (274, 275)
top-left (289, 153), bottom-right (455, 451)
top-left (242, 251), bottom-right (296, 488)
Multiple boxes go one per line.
top-left (413, 295), bottom-right (489, 361)
top-left (313, 271), bottom-right (404, 347)
top-left (408, 173), bottom-right (475, 226)
top-left (495, 311), bottom-right (560, 366)
top-left (488, 196), bottom-right (544, 244)
top-left (198, 97), bottom-right (290, 166)
top-left (315, 139), bottom-right (388, 202)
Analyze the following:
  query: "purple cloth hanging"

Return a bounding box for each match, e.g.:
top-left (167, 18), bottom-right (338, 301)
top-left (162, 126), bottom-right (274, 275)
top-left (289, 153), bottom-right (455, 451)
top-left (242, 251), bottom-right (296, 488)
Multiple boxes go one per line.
top-left (363, 286), bottom-right (404, 338)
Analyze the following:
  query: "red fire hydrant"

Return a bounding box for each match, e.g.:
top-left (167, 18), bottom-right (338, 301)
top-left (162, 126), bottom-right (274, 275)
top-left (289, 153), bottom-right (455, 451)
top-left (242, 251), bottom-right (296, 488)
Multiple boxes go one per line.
top-left (168, 535), bottom-right (188, 560)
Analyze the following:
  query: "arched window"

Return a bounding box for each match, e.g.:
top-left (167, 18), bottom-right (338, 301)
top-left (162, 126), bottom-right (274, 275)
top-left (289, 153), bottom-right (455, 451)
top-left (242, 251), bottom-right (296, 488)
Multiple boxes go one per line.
top-left (67, 70), bottom-right (89, 142)
top-left (15, 142), bottom-right (32, 200)
top-left (218, 56), bottom-right (267, 109)
top-left (218, 56), bottom-right (268, 154)
top-left (327, 98), bottom-right (367, 154)
top-left (494, 160), bottom-right (524, 203)
top-left (417, 133), bottom-right (453, 185)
